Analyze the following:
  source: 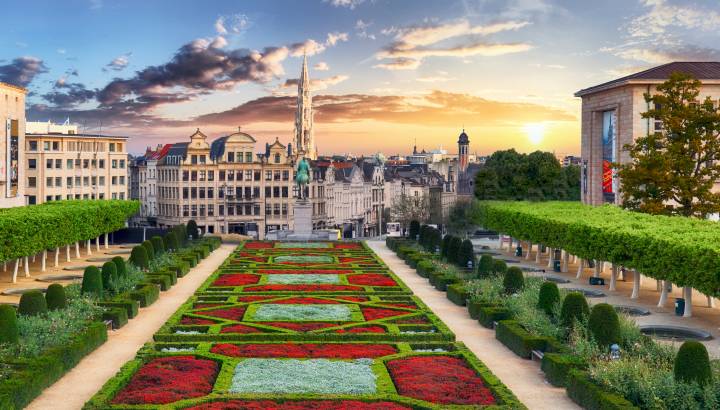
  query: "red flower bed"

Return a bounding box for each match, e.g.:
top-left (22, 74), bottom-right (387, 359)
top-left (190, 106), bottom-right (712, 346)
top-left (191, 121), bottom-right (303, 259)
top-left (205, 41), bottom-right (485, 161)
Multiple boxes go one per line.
top-left (339, 257), bottom-right (370, 263)
top-left (180, 316), bottom-right (216, 325)
top-left (212, 274), bottom-right (260, 287)
top-left (244, 242), bottom-right (273, 249)
top-left (112, 356), bottom-right (218, 405)
top-left (384, 303), bottom-right (417, 309)
top-left (333, 296), bottom-right (368, 302)
top-left (264, 322), bottom-right (340, 332)
top-left (193, 303), bottom-right (223, 309)
top-left (210, 343), bottom-right (397, 358)
top-left (236, 296), bottom-right (276, 303)
top-left (201, 306), bottom-right (246, 321)
top-left (220, 324), bottom-right (264, 334)
top-left (186, 400), bottom-right (411, 410)
top-left (335, 243), bottom-right (362, 249)
top-left (243, 284), bottom-right (361, 292)
top-left (258, 269), bottom-right (353, 274)
top-left (362, 307), bottom-right (407, 320)
top-left (335, 325), bottom-right (386, 334)
top-left (347, 274), bottom-right (397, 287)
top-left (387, 356), bottom-right (496, 405)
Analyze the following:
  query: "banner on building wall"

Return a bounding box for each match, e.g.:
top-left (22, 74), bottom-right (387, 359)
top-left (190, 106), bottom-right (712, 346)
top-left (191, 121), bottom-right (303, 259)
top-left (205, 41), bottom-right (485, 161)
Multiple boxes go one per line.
top-left (601, 110), bottom-right (616, 203)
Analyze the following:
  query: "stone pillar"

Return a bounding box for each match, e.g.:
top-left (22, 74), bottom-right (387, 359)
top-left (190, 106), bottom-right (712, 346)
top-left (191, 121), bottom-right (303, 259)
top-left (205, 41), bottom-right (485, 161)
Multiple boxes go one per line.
top-left (683, 287), bottom-right (693, 318)
top-left (576, 259), bottom-right (585, 279)
top-left (631, 270), bottom-right (641, 299)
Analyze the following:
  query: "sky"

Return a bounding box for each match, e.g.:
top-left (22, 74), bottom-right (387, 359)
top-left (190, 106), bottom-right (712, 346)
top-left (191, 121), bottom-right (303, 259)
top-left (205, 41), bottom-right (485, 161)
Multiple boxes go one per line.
top-left (1, 0), bottom-right (719, 156)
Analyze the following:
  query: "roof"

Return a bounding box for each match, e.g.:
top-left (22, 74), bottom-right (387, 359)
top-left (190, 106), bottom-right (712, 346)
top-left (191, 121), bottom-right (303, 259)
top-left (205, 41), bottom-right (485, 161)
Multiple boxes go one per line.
top-left (26, 132), bottom-right (128, 140)
top-left (575, 62), bottom-right (720, 96)
top-left (147, 144), bottom-right (172, 160)
top-left (0, 81), bottom-right (27, 93)
top-left (458, 130), bottom-right (469, 144)
top-left (164, 142), bottom-right (189, 160)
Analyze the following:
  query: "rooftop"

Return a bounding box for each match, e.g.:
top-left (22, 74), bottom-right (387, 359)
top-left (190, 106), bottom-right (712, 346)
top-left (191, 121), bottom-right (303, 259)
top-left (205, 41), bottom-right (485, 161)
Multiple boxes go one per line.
top-left (575, 62), bottom-right (720, 97)
top-left (26, 132), bottom-right (128, 139)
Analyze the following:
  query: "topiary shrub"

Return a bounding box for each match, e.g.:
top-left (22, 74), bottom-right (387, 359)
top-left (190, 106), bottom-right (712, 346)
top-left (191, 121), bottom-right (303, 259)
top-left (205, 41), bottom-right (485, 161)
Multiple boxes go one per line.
top-left (45, 283), bottom-right (67, 310)
top-left (101, 262), bottom-right (118, 292)
top-left (409, 220), bottom-right (420, 240)
top-left (674, 341), bottom-right (712, 386)
top-left (477, 255), bottom-right (495, 278)
top-left (538, 282), bottom-right (561, 316)
top-left (560, 292), bottom-right (589, 328)
top-left (447, 236), bottom-right (462, 263)
top-left (187, 219), bottom-right (199, 240)
top-left (142, 240), bottom-right (155, 260)
top-left (0, 305), bottom-right (18, 344)
top-left (588, 303), bottom-right (620, 348)
top-left (441, 234), bottom-right (452, 258)
top-left (418, 225), bottom-right (428, 247)
top-left (112, 256), bottom-right (127, 278)
top-left (492, 259), bottom-right (507, 274)
top-left (151, 236), bottom-right (165, 254)
top-left (503, 267), bottom-right (524, 294)
top-left (81, 266), bottom-right (104, 297)
top-left (130, 246), bottom-right (149, 270)
top-left (164, 232), bottom-right (179, 252)
top-left (456, 239), bottom-right (475, 268)
top-left (18, 290), bottom-right (47, 316)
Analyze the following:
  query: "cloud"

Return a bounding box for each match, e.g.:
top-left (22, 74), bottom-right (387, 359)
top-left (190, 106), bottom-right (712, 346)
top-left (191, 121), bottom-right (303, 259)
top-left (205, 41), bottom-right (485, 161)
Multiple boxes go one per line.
top-left (627, 0), bottom-right (720, 39)
top-left (373, 58), bottom-right (420, 70)
top-left (57, 49), bottom-right (67, 55)
top-left (314, 62), bottom-right (330, 71)
top-left (613, 44), bottom-right (720, 64)
top-left (210, 36), bottom-right (228, 49)
top-left (417, 75), bottom-right (454, 83)
top-left (42, 81), bottom-right (96, 107)
top-left (325, 32), bottom-right (349, 46)
top-left (278, 74), bottom-right (349, 93)
top-left (375, 18), bottom-right (531, 70)
top-left (324, 0), bottom-right (365, 9)
top-left (89, 0), bottom-right (102, 10)
top-left (196, 90), bottom-right (575, 126)
top-left (215, 14), bottom-right (251, 35)
top-left (355, 19), bottom-right (375, 39)
top-left (288, 39), bottom-right (326, 56)
top-left (104, 53), bottom-right (131, 72)
top-left (0, 56), bottom-right (48, 87)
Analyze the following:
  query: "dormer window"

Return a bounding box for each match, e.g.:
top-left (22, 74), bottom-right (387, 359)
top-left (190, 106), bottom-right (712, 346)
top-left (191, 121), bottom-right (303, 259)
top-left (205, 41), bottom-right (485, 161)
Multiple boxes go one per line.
top-left (274, 153), bottom-right (281, 163)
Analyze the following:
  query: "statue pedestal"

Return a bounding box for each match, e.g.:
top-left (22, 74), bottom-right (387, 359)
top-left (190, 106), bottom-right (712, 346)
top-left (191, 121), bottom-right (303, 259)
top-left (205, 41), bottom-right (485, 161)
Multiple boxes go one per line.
top-left (292, 199), bottom-right (313, 237)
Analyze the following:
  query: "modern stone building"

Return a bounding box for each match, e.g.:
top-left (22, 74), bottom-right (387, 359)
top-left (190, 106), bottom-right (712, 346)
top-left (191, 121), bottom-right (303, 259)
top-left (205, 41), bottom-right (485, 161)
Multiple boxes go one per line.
top-left (24, 121), bottom-right (129, 204)
top-left (0, 82), bottom-right (26, 208)
top-left (152, 129), bottom-right (295, 237)
top-left (575, 62), bottom-right (720, 205)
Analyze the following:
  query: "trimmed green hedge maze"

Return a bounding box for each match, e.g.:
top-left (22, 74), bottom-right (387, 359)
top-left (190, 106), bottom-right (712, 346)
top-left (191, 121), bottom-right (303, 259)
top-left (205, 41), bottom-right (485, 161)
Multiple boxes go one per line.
top-left (88, 241), bottom-right (525, 409)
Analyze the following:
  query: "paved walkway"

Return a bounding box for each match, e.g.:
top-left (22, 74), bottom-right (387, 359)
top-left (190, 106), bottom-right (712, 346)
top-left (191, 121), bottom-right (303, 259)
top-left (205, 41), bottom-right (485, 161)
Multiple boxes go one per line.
top-left (367, 241), bottom-right (578, 410)
top-left (26, 243), bottom-right (236, 410)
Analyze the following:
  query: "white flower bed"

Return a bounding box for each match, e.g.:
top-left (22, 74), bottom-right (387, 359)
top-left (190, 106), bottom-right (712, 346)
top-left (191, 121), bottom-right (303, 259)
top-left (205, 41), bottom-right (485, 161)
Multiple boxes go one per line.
top-left (266, 274), bottom-right (341, 285)
top-left (250, 304), bottom-right (353, 321)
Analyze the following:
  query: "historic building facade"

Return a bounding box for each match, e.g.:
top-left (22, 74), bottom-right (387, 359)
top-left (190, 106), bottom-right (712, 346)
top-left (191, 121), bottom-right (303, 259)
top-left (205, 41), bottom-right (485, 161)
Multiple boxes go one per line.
top-left (152, 129), bottom-right (295, 238)
top-left (0, 82), bottom-right (26, 208)
top-left (24, 121), bottom-right (128, 205)
top-left (575, 62), bottom-right (720, 205)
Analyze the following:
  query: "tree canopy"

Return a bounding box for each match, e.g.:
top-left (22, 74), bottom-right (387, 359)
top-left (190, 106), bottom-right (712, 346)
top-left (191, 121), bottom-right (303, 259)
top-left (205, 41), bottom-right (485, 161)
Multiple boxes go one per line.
top-left (474, 149), bottom-right (579, 201)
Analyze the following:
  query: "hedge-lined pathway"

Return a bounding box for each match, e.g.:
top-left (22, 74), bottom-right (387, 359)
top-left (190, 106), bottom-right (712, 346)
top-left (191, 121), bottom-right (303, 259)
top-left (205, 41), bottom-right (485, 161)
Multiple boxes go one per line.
top-left (26, 243), bottom-right (236, 410)
top-left (367, 240), bottom-right (579, 410)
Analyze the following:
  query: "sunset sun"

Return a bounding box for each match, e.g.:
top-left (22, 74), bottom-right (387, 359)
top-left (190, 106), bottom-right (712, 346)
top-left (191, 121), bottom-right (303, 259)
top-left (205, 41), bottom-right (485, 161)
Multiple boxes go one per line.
top-left (523, 123), bottom-right (546, 145)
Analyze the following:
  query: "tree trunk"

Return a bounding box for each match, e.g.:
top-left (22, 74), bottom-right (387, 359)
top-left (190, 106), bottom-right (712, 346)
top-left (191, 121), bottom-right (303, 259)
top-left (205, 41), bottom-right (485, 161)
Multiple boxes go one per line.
top-left (683, 287), bottom-right (693, 317)
top-left (75, 242), bottom-right (81, 258)
top-left (104, 233), bottom-right (109, 249)
top-left (658, 280), bottom-right (669, 307)
top-left (576, 259), bottom-right (585, 279)
top-left (23, 256), bottom-right (30, 277)
top-left (525, 243), bottom-right (532, 260)
top-left (609, 264), bottom-right (618, 291)
top-left (41, 250), bottom-right (47, 272)
top-left (547, 248), bottom-right (554, 268)
top-left (12, 259), bottom-right (19, 283)
top-left (631, 270), bottom-right (641, 299)
top-left (54, 248), bottom-right (59, 267)
top-left (593, 261), bottom-right (602, 278)
top-left (96, 236), bottom-right (100, 251)
top-left (86, 239), bottom-right (92, 256)
top-left (561, 250), bottom-right (569, 273)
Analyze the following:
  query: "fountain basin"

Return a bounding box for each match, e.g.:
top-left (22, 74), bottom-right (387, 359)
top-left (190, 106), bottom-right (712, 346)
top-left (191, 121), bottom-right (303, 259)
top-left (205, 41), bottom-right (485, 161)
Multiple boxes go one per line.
top-left (564, 288), bottom-right (606, 298)
top-left (640, 325), bottom-right (712, 341)
top-left (613, 305), bottom-right (651, 316)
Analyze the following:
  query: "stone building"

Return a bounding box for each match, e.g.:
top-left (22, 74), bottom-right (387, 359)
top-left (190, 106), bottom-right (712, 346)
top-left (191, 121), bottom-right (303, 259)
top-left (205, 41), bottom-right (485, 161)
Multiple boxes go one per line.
top-left (575, 62), bottom-right (720, 205)
top-left (130, 144), bottom-right (172, 226)
top-left (153, 129), bottom-right (295, 238)
top-left (0, 82), bottom-right (26, 208)
top-left (24, 121), bottom-right (128, 204)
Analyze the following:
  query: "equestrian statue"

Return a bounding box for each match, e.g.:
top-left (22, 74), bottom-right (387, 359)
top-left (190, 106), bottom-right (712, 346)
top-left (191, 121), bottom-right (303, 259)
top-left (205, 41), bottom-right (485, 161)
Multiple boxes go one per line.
top-left (295, 157), bottom-right (311, 200)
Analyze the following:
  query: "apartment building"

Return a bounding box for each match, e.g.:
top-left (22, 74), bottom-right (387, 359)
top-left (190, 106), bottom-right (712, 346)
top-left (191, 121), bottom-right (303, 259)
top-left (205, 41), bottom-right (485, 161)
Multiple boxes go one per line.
top-left (0, 82), bottom-right (26, 208)
top-left (24, 121), bottom-right (128, 204)
top-left (130, 144), bottom-right (172, 226)
top-left (152, 129), bottom-right (295, 238)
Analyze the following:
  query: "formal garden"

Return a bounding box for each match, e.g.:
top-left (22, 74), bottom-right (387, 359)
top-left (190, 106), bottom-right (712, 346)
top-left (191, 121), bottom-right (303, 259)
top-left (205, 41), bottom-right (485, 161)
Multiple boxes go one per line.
top-left (387, 216), bottom-right (720, 410)
top-left (85, 240), bottom-right (524, 409)
top-left (0, 201), bottom-right (221, 409)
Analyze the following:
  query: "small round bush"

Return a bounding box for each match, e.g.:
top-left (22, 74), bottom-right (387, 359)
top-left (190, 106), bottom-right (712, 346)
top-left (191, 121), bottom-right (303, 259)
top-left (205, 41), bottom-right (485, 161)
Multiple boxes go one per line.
top-left (537, 282), bottom-right (560, 316)
top-left (45, 284), bottom-right (67, 310)
top-left (151, 235), bottom-right (165, 254)
top-left (456, 239), bottom-right (475, 267)
top-left (187, 219), bottom-right (199, 240)
top-left (560, 292), bottom-right (589, 328)
top-left (101, 262), bottom-right (118, 291)
top-left (409, 220), bottom-right (420, 240)
top-left (503, 267), bottom-right (524, 294)
top-left (130, 246), bottom-right (149, 269)
top-left (492, 259), bottom-right (507, 274)
top-left (18, 290), bottom-right (47, 316)
top-left (0, 305), bottom-right (18, 344)
top-left (81, 266), bottom-right (104, 297)
top-left (477, 255), bottom-right (494, 278)
top-left (112, 256), bottom-right (127, 278)
top-left (674, 341), bottom-right (712, 386)
top-left (142, 240), bottom-right (155, 260)
top-left (588, 303), bottom-right (620, 348)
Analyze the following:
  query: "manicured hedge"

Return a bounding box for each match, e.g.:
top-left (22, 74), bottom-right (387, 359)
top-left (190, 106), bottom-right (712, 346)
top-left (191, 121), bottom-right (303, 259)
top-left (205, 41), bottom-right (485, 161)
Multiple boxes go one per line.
top-left (102, 307), bottom-right (128, 329)
top-left (0, 200), bottom-right (138, 262)
top-left (446, 283), bottom-right (468, 306)
top-left (477, 306), bottom-right (512, 328)
top-left (566, 369), bottom-right (639, 410)
top-left (0, 321), bottom-right (107, 409)
top-left (495, 320), bottom-right (549, 358)
top-left (541, 353), bottom-right (586, 387)
top-left (129, 284), bottom-right (160, 307)
top-left (475, 201), bottom-right (720, 295)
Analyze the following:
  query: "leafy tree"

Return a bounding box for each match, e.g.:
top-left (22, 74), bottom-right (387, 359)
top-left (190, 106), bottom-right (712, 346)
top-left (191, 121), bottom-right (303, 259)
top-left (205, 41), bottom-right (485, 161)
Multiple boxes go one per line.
top-left (390, 194), bottom-right (430, 232)
top-left (447, 201), bottom-right (477, 237)
top-left (616, 72), bottom-right (720, 218)
top-left (408, 220), bottom-right (420, 240)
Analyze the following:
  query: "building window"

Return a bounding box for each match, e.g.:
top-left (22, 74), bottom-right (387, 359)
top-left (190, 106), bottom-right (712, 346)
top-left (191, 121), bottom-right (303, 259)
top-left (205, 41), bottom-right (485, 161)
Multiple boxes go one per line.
top-left (653, 103), bottom-right (663, 132)
top-left (219, 170), bottom-right (225, 181)
top-left (28, 141), bottom-right (37, 151)
top-left (282, 203), bottom-right (287, 215)
top-left (27, 196), bottom-right (36, 205)
top-left (227, 171), bottom-right (234, 181)
top-left (199, 155), bottom-right (206, 164)
top-left (120, 159), bottom-right (125, 168)
top-left (183, 205), bottom-right (189, 217)
top-left (208, 205), bottom-right (214, 216)
top-left (112, 159), bottom-right (118, 169)
top-left (208, 188), bottom-right (214, 199)
top-left (191, 171), bottom-right (197, 181)
top-left (66, 177), bottom-right (72, 187)
top-left (265, 170), bottom-right (272, 181)
top-left (46, 159), bottom-right (53, 169)
top-left (111, 176), bottom-right (117, 185)
top-left (46, 177), bottom-right (53, 187)
top-left (274, 153), bottom-right (281, 163)
top-left (28, 177), bottom-right (36, 188)
top-left (237, 152), bottom-right (243, 163)
top-left (253, 187), bottom-right (260, 198)
top-left (254, 171), bottom-right (260, 181)
top-left (208, 170), bottom-right (214, 181)
top-left (191, 155), bottom-right (198, 164)
top-left (246, 152), bottom-right (253, 163)
top-left (28, 159), bottom-right (36, 169)
top-left (274, 204), bottom-right (280, 216)
top-left (265, 186), bottom-right (271, 198)
top-left (282, 186), bottom-right (288, 197)
top-left (83, 159), bottom-right (90, 169)
top-left (227, 152), bottom-right (234, 162)
top-left (282, 170), bottom-right (289, 181)
top-left (265, 203), bottom-right (271, 215)
top-left (244, 187), bottom-right (251, 198)
top-left (44, 141), bottom-right (50, 151)
top-left (55, 177), bottom-right (61, 187)
top-left (99, 176), bottom-right (105, 186)
top-left (273, 186), bottom-right (280, 197)
top-left (219, 205), bottom-right (224, 216)
top-left (274, 170), bottom-right (281, 181)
